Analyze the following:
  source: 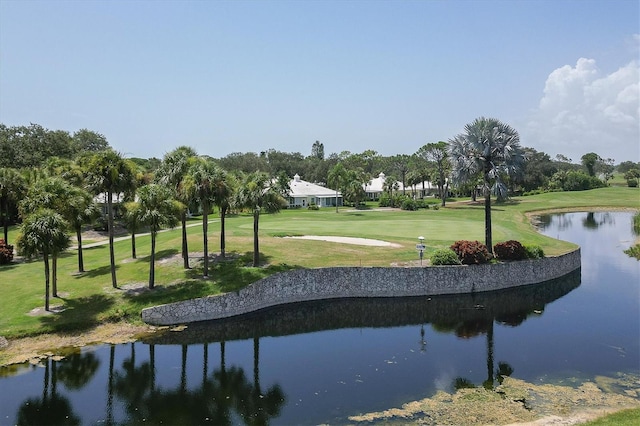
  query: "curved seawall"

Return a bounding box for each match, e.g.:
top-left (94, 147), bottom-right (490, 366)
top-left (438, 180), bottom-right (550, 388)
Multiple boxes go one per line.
top-left (141, 249), bottom-right (581, 326)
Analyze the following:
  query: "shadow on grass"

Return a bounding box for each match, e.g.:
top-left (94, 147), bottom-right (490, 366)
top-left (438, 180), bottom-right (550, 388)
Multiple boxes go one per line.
top-left (74, 264), bottom-right (119, 279)
top-left (140, 248), bottom-right (180, 262)
top-left (38, 294), bottom-right (116, 334)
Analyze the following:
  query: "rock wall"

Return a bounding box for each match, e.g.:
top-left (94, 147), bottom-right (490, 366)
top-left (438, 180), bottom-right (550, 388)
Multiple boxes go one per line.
top-left (141, 249), bottom-right (581, 326)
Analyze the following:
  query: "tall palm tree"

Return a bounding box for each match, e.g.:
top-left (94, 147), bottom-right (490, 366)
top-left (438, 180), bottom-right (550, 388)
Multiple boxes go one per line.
top-left (418, 142), bottom-right (451, 206)
top-left (16, 209), bottom-right (70, 311)
top-left (0, 167), bottom-right (25, 244)
top-left (235, 172), bottom-right (286, 267)
top-left (122, 201), bottom-right (144, 259)
top-left (327, 163), bottom-right (347, 212)
top-left (84, 150), bottom-right (137, 288)
top-left (449, 117), bottom-right (525, 251)
top-left (214, 170), bottom-right (235, 259)
top-left (136, 184), bottom-right (182, 289)
top-left (184, 158), bottom-right (220, 278)
top-left (155, 146), bottom-right (198, 270)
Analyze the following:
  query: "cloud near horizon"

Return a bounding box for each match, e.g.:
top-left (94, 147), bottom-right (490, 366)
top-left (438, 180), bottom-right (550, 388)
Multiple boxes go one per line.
top-left (524, 55), bottom-right (639, 163)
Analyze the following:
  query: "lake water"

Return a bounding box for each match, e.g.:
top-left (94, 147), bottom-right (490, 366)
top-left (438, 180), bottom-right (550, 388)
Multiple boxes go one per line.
top-left (1, 211), bottom-right (638, 425)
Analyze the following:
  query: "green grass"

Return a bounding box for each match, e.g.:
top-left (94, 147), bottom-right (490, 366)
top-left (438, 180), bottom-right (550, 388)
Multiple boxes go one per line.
top-left (0, 186), bottom-right (638, 343)
top-left (583, 407), bottom-right (640, 425)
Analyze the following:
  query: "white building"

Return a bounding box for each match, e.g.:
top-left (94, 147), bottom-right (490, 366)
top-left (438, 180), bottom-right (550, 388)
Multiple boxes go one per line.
top-left (363, 172), bottom-right (405, 200)
top-left (287, 174), bottom-right (342, 208)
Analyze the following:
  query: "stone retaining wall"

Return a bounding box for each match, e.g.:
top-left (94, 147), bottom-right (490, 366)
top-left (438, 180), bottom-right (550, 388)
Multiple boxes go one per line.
top-left (141, 249), bottom-right (581, 326)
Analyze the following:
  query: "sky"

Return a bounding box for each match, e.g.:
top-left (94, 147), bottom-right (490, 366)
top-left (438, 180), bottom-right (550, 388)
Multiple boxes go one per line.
top-left (1, 0), bottom-right (638, 164)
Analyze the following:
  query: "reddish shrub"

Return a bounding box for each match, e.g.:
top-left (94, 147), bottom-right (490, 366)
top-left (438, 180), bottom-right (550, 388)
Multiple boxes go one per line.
top-left (450, 240), bottom-right (491, 265)
top-left (493, 240), bottom-right (527, 261)
top-left (0, 238), bottom-right (14, 265)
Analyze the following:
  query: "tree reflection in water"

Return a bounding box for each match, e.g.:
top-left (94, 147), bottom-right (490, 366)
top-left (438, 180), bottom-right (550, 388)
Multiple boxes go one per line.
top-left (12, 269), bottom-right (580, 424)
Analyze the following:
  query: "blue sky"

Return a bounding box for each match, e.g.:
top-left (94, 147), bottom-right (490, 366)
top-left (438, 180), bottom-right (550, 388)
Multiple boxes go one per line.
top-left (1, 0), bottom-right (638, 163)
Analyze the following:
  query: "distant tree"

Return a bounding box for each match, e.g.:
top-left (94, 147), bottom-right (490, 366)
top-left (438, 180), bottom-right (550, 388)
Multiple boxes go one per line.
top-left (16, 209), bottom-right (70, 311)
top-left (84, 150), bottom-right (138, 288)
top-left (449, 117), bottom-right (525, 251)
top-left (0, 123), bottom-right (74, 168)
top-left (0, 167), bottom-right (26, 243)
top-left (264, 149), bottom-right (306, 177)
top-left (390, 154), bottom-right (411, 195)
top-left (234, 172), bottom-right (286, 267)
top-left (136, 184), bottom-right (182, 289)
top-left (218, 152), bottom-right (269, 174)
top-left (623, 168), bottom-right (640, 187)
top-left (72, 129), bottom-right (109, 154)
top-left (581, 152), bottom-right (600, 177)
top-left (521, 148), bottom-right (557, 191)
top-left (343, 169), bottom-right (368, 207)
top-left (418, 142), bottom-right (451, 206)
top-left (311, 140), bottom-right (325, 160)
top-left (617, 161), bottom-right (639, 174)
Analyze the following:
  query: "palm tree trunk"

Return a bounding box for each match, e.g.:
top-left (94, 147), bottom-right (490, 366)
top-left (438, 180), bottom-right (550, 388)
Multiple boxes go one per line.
top-left (76, 226), bottom-right (84, 272)
top-left (181, 212), bottom-right (189, 269)
top-left (220, 206), bottom-right (227, 258)
top-left (484, 174), bottom-right (493, 252)
top-left (52, 254), bottom-right (58, 297)
top-left (253, 209), bottom-right (260, 267)
top-left (2, 197), bottom-right (9, 243)
top-left (107, 191), bottom-right (117, 288)
top-left (131, 232), bottom-right (136, 259)
top-left (203, 202), bottom-right (209, 278)
top-left (43, 251), bottom-right (50, 311)
top-left (149, 231), bottom-right (156, 289)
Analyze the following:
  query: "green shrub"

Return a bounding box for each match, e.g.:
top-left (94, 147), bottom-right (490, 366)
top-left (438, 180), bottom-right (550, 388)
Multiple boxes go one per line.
top-left (524, 244), bottom-right (545, 259)
top-left (493, 240), bottom-right (527, 261)
top-left (450, 240), bottom-right (491, 265)
top-left (307, 203), bottom-right (319, 210)
top-left (430, 249), bottom-right (462, 265)
top-left (627, 179), bottom-right (638, 187)
top-left (378, 193), bottom-right (392, 207)
top-left (432, 204), bottom-right (439, 210)
top-left (401, 198), bottom-right (417, 211)
top-left (0, 239), bottom-right (14, 265)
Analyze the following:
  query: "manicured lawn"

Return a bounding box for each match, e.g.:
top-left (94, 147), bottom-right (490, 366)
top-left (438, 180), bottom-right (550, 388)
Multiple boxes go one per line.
top-left (0, 186), bottom-right (638, 341)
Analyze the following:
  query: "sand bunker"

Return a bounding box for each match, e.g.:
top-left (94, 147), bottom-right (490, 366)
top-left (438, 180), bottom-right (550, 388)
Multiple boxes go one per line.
top-left (283, 235), bottom-right (402, 247)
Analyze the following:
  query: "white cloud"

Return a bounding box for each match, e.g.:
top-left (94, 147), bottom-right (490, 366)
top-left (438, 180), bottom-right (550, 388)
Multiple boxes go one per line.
top-left (524, 57), bottom-right (639, 163)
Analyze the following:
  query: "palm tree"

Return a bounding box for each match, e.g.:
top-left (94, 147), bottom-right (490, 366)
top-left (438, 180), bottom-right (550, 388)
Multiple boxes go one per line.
top-left (136, 184), bottom-right (182, 289)
top-left (21, 176), bottom-right (100, 280)
top-left (213, 170), bottom-right (235, 259)
top-left (184, 158), bottom-right (220, 278)
top-left (155, 146), bottom-right (198, 270)
top-left (449, 117), bottom-right (525, 251)
top-left (84, 150), bottom-right (137, 288)
top-left (327, 162), bottom-right (347, 212)
top-left (16, 209), bottom-right (70, 311)
top-left (0, 167), bottom-right (25, 244)
top-left (418, 142), bottom-right (451, 206)
top-left (235, 172), bottom-right (286, 267)
top-left (122, 201), bottom-right (144, 259)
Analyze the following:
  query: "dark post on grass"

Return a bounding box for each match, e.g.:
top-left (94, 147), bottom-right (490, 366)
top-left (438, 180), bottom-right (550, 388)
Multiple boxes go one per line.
top-left (416, 236), bottom-right (426, 266)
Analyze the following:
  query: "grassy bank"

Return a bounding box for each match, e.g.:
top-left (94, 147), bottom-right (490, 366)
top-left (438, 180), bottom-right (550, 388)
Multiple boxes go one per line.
top-left (0, 187), bottom-right (638, 341)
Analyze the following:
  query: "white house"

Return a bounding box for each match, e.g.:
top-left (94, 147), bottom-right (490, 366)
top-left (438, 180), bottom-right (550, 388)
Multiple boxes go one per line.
top-left (363, 172), bottom-right (405, 200)
top-left (287, 174), bottom-right (342, 208)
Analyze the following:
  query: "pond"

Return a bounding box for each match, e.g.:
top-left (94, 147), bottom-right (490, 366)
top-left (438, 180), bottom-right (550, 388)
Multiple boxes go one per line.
top-left (1, 211), bottom-right (638, 425)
